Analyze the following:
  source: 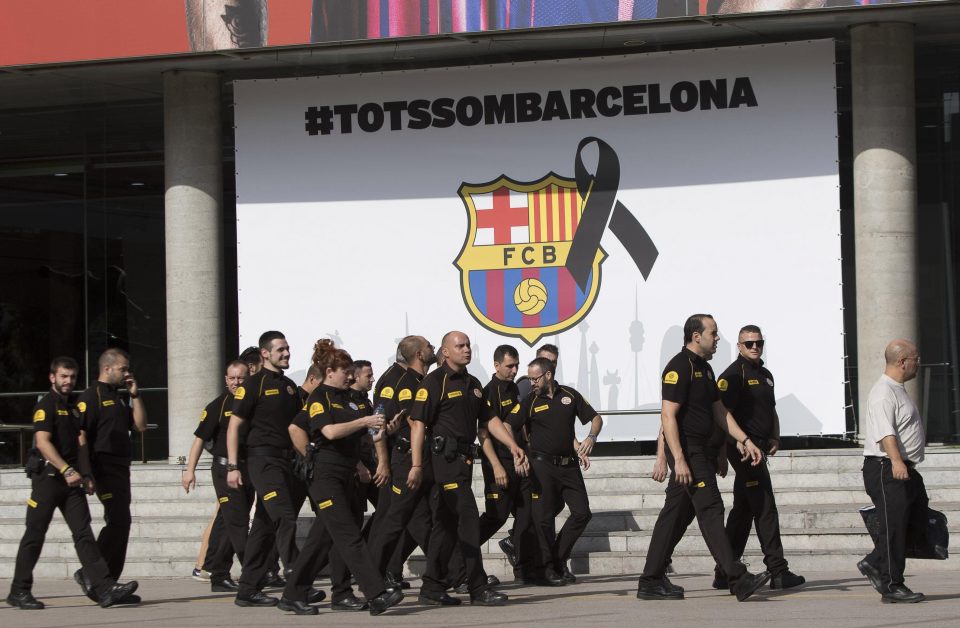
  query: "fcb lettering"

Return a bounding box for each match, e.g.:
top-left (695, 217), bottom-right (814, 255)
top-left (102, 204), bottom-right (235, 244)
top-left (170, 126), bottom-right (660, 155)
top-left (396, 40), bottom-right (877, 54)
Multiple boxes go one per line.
top-left (303, 77), bottom-right (758, 136)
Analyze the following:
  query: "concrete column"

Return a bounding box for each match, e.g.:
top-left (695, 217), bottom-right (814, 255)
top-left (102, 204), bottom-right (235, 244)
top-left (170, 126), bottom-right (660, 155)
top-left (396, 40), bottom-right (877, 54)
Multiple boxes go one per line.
top-left (164, 71), bottom-right (224, 463)
top-left (851, 23), bottom-right (919, 431)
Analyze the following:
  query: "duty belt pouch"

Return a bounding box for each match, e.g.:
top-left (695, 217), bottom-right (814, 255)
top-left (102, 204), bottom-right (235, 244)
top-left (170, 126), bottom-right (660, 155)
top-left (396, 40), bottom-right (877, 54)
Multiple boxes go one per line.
top-left (24, 447), bottom-right (45, 478)
top-left (442, 437), bottom-right (460, 462)
top-left (431, 435), bottom-right (447, 456)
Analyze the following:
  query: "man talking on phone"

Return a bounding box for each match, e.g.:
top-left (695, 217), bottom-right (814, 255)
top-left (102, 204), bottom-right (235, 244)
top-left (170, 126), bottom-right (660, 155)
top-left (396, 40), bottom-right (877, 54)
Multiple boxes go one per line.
top-left (75, 348), bottom-right (148, 602)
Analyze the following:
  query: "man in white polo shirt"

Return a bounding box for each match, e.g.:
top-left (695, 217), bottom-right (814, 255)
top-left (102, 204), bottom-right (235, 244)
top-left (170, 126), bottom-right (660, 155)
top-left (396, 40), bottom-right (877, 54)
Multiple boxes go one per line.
top-left (859, 339), bottom-right (927, 604)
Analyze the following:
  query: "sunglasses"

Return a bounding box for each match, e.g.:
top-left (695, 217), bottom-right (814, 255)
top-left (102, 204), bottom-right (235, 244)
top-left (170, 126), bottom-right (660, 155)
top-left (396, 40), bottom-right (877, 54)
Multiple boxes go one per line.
top-left (741, 340), bottom-right (765, 349)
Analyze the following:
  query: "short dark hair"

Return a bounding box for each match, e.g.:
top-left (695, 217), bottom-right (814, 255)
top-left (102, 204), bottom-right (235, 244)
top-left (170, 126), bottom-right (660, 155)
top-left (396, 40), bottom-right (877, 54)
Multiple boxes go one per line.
top-left (98, 347), bottom-right (129, 371)
top-left (258, 331), bottom-right (285, 351)
top-left (306, 364), bottom-right (323, 380)
top-left (493, 344), bottom-right (519, 363)
top-left (50, 356), bottom-right (79, 374)
top-left (239, 346), bottom-right (262, 364)
top-left (739, 324), bottom-right (762, 336)
top-left (528, 357), bottom-right (555, 377)
top-left (398, 335), bottom-right (421, 364)
top-left (353, 359), bottom-right (372, 370)
top-left (683, 314), bottom-right (714, 344)
top-left (537, 343), bottom-right (559, 357)
top-left (225, 359), bottom-right (248, 373)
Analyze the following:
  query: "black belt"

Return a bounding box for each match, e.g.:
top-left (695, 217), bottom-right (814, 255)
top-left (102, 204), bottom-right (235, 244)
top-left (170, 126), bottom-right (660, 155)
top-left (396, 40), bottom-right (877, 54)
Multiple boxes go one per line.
top-left (531, 451), bottom-right (578, 467)
top-left (865, 455), bottom-right (916, 467)
top-left (246, 446), bottom-right (293, 458)
top-left (213, 456), bottom-right (247, 467)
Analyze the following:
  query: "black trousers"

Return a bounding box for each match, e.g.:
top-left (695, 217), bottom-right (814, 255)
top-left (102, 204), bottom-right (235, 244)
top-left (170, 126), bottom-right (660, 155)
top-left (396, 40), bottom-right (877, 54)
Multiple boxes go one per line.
top-left (721, 447), bottom-right (788, 575)
top-left (368, 448), bottom-right (433, 576)
top-left (862, 457), bottom-right (929, 591)
top-left (638, 444), bottom-right (746, 587)
top-left (530, 458), bottom-right (591, 575)
top-left (92, 460), bottom-right (132, 580)
top-left (420, 452), bottom-right (488, 596)
top-left (238, 454), bottom-right (302, 596)
top-left (284, 464), bottom-right (385, 603)
top-left (12, 467), bottom-right (115, 597)
top-left (201, 506), bottom-right (230, 577)
top-left (204, 460), bottom-right (268, 579)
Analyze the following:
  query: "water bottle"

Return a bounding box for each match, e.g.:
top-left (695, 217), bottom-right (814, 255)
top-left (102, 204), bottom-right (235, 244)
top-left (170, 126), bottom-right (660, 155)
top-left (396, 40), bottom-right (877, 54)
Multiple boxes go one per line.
top-left (370, 403), bottom-right (385, 436)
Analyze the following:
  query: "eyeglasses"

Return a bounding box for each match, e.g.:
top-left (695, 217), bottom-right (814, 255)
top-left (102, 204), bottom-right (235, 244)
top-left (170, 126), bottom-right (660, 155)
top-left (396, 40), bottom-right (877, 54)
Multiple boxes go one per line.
top-left (741, 340), bottom-right (765, 349)
top-left (530, 374), bottom-right (546, 384)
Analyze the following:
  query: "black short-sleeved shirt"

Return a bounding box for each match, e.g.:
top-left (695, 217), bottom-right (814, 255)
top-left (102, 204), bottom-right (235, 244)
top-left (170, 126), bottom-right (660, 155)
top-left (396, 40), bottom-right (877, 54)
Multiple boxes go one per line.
top-left (507, 383), bottom-right (595, 457)
top-left (292, 384), bottom-right (363, 469)
top-left (349, 387), bottom-right (376, 467)
top-left (77, 381), bottom-right (134, 464)
top-left (661, 348), bottom-right (720, 444)
top-left (717, 355), bottom-right (777, 441)
top-left (373, 364), bottom-right (423, 440)
top-left (232, 368), bottom-right (301, 451)
top-left (33, 390), bottom-right (81, 466)
top-left (483, 376), bottom-right (524, 461)
top-left (410, 363), bottom-right (494, 441)
top-left (193, 392), bottom-right (235, 458)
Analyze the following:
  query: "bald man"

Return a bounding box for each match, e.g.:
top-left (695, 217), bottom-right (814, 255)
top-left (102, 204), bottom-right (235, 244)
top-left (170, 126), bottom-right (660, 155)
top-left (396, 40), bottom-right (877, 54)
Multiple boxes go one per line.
top-left (859, 339), bottom-right (928, 604)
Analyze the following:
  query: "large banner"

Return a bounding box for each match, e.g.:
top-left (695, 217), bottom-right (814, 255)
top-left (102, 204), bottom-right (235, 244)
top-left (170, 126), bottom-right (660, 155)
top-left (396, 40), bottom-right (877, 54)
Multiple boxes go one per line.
top-left (0, 0), bottom-right (936, 67)
top-left (234, 39), bottom-right (844, 441)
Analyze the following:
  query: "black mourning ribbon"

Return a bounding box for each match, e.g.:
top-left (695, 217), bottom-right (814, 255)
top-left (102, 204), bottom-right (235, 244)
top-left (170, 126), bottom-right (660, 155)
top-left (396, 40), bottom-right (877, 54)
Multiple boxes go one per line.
top-left (566, 137), bottom-right (658, 292)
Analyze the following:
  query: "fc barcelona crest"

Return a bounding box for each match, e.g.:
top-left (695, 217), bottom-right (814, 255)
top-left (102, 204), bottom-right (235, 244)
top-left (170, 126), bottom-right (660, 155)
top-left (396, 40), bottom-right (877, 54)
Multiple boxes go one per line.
top-left (455, 137), bottom-right (660, 346)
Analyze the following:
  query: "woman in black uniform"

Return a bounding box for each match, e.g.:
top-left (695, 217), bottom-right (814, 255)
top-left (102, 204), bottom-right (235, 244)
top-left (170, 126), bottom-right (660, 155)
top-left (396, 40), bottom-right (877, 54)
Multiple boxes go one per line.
top-left (278, 339), bottom-right (403, 616)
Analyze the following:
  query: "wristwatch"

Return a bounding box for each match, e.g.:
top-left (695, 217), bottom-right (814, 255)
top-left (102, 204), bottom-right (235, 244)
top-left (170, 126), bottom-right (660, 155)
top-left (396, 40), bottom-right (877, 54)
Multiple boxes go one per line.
top-left (226, 463), bottom-right (239, 472)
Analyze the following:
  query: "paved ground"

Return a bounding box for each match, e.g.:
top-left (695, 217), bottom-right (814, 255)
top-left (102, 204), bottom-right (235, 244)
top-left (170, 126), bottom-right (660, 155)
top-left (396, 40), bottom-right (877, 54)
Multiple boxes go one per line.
top-left (2, 569), bottom-right (958, 627)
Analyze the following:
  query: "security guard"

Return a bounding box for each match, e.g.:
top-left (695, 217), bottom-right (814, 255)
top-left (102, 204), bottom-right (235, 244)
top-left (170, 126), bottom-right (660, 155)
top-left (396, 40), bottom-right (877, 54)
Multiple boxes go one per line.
top-left (408, 331), bottom-right (524, 606)
top-left (368, 336), bottom-right (436, 588)
top-left (226, 331), bottom-right (311, 607)
top-left (76, 348), bottom-right (148, 588)
top-left (636, 314), bottom-right (769, 602)
top-left (6, 357), bottom-right (139, 610)
top-left (713, 325), bottom-right (804, 590)
top-left (182, 359), bottom-right (271, 592)
top-left (506, 356), bottom-right (600, 585)
top-left (348, 359), bottom-right (391, 540)
top-left (280, 339), bottom-right (403, 616)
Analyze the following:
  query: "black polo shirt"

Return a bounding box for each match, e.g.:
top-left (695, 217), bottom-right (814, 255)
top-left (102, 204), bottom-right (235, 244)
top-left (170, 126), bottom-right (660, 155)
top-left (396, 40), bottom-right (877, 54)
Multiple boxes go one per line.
top-left (77, 381), bottom-right (134, 464)
top-left (193, 391), bottom-right (234, 458)
top-left (377, 366), bottom-right (423, 441)
top-left (661, 347), bottom-right (719, 445)
top-left (292, 384), bottom-right (363, 469)
top-left (349, 387), bottom-right (376, 467)
top-left (410, 363), bottom-right (493, 441)
top-left (232, 368), bottom-right (300, 451)
top-left (507, 382), bottom-right (595, 457)
top-left (483, 376), bottom-right (524, 461)
top-left (33, 390), bottom-right (81, 467)
top-left (717, 355), bottom-right (777, 441)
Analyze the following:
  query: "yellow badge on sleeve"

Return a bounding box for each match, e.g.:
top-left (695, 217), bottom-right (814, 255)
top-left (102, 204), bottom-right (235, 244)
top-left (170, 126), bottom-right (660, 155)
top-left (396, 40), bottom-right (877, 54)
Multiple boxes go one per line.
top-left (33, 409), bottom-right (45, 423)
top-left (379, 387), bottom-right (395, 399)
top-left (510, 404), bottom-right (520, 414)
top-left (663, 371), bottom-right (679, 384)
top-left (398, 389), bottom-right (412, 402)
top-left (199, 409), bottom-right (208, 422)
top-left (717, 379), bottom-right (728, 392)
top-left (77, 401), bottom-right (87, 413)
top-left (309, 402), bottom-right (324, 417)
top-left (415, 388), bottom-right (428, 402)
top-left (234, 386), bottom-right (246, 401)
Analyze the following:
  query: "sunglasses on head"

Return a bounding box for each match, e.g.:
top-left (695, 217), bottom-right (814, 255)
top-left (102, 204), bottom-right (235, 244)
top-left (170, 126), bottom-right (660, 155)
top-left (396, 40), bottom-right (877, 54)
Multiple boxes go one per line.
top-left (741, 340), bottom-right (765, 349)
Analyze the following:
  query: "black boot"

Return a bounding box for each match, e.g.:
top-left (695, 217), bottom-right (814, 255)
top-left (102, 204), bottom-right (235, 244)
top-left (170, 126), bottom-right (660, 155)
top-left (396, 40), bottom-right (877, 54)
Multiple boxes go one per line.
top-left (277, 598), bottom-right (318, 615)
top-left (6, 591), bottom-right (44, 610)
top-left (368, 588), bottom-right (404, 615)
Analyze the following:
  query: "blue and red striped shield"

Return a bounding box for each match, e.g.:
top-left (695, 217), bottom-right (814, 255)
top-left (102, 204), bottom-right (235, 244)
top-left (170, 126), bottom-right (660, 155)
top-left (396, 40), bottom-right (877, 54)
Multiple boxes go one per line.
top-left (454, 174), bottom-right (606, 345)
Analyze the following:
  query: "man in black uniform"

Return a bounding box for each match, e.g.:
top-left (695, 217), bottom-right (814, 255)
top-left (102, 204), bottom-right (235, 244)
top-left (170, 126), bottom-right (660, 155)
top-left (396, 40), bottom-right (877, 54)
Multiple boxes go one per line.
top-left (348, 360), bottom-right (389, 537)
top-left (182, 359), bottom-right (270, 592)
top-left (506, 356), bottom-right (600, 585)
top-left (636, 314), bottom-right (770, 602)
top-left (7, 357), bottom-right (139, 610)
top-left (368, 336), bottom-right (435, 587)
top-left (713, 325), bottom-right (804, 590)
top-left (76, 348), bottom-right (148, 594)
top-left (408, 331), bottom-right (525, 606)
top-left (227, 331), bottom-right (322, 607)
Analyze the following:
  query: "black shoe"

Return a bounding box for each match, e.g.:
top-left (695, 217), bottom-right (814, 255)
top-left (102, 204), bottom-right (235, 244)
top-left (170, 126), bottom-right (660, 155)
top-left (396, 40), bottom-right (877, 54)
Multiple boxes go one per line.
top-left (418, 592), bottom-right (462, 606)
top-left (115, 593), bottom-right (141, 605)
top-left (99, 582), bottom-right (139, 609)
top-left (385, 571), bottom-right (411, 590)
top-left (499, 537), bottom-right (518, 567)
top-left (258, 571), bottom-right (286, 589)
top-left (487, 574), bottom-right (500, 586)
top-left (562, 564), bottom-right (577, 584)
top-left (454, 582), bottom-right (470, 595)
top-left (537, 571), bottom-right (567, 587)
top-left (662, 576), bottom-right (684, 595)
top-left (368, 588), bottom-right (404, 616)
top-left (235, 591), bottom-right (280, 607)
top-left (470, 589), bottom-right (507, 606)
top-left (307, 588), bottom-right (326, 604)
top-left (857, 559), bottom-right (883, 594)
top-left (881, 585), bottom-right (925, 604)
top-left (6, 591), bottom-right (44, 610)
top-left (770, 570), bottom-right (806, 590)
top-left (211, 578), bottom-right (240, 593)
top-left (332, 594), bottom-right (368, 611)
top-left (74, 568), bottom-right (98, 602)
top-left (636, 581), bottom-right (683, 600)
top-left (711, 572), bottom-right (728, 590)
top-left (277, 597), bottom-right (318, 615)
top-left (733, 571), bottom-right (771, 602)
